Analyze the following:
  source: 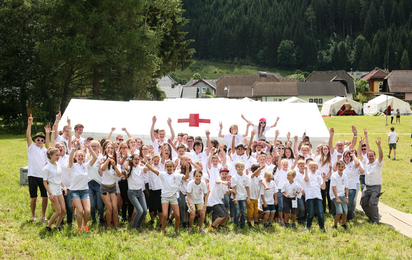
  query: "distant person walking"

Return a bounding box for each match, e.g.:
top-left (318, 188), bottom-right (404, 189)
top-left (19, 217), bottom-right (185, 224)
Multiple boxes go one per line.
top-left (396, 109), bottom-right (401, 124)
top-left (387, 127), bottom-right (399, 161)
top-left (390, 109), bottom-right (395, 124)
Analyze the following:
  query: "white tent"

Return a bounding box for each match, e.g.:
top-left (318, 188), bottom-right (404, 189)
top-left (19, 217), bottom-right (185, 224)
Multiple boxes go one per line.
top-left (282, 96), bottom-right (308, 103)
top-left (61, 98), bottom-right (330, 149)
top-left (363, 94), bottom-right (411, 115)
top-left (321, 97), bottom-right (362, 116)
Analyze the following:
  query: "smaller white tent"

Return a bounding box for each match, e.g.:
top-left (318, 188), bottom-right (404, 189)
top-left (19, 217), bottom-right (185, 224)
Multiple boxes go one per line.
top-left (363, 94), bottom-right (411, 115)
top-left (321, 97), bottom-right (362, 116)
top-left (283, 96), bottom-right (308, 103)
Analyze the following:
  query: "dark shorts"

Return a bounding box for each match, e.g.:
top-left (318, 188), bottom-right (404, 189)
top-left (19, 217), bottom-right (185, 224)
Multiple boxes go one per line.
top-left (283, 197), bottom-right (297, 214)
top-left (149, 189), bottom-right (162, 213)
top-left (263, 204), bottom-right (276, 213)
top-left (212, 204), bottom-right (229, 218)
top-left (100, 184), bottom-right (117, 195)
top-left (28, 176), bottom-right (48, 198)
top-left (389, 143), bottom-right (396, 150)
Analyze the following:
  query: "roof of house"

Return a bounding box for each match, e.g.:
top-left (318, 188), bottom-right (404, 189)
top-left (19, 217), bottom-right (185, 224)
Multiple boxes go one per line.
top-left (157, 76), bottom-right (182, 98)
top-left (384, 70), bottom-right (412, 93)
top-left (348, 71), bottom-right (370, 79)
top-left (184, 79), bottom-right (197, 87)
top-left (305, 71), bottom-right (356, 93)
top-left (226, 85), bottom-right (253, 98)
top-left (297, 81), bottom-right (347, 96)
top-left (362, 68), bottom-right (389, 81)
top-left (252, 82), bottom-right (298, 96)
top-left (278, 78), bottom-right (299, 82)
top-left (157, 76), bottom-right (176, 87)
top-left (192, 79), bottom-right (217, 90)
top-left (181, 86), bottom-right (198, 98)
top-left (216, 73), bottom-right (279, 97)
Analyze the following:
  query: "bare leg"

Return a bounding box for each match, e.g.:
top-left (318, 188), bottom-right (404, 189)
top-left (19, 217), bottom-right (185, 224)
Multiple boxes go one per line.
top-left (268, 212), bottom-right (275, 223)
top-left (393, 149), bottom-right (396, 159)
top-left (291, 214), bottom-right (296, 223)
top-left (341, 214), bottom-right (347, 226)
top-left (110, 193), bottom-right (118, 230)
top-left (56, 195), bottom-right (66, 228)
top-left (170, 204), bottom-right (180, 232)
top-left (47, 196), bottom-right (62, 228)
top-left (161, 203), bottom-right (169, 233)
top-left (334, 214), bottom-right (341, 226)
top-left (30, 198), bottom-right (37, 220)
top-left (41, 197), bottom-right (48, 220)
top-left (81, 199), bottom-right (91, 228)
top-left (263, 213), bottom-right (269, 223)
top-left (198, 210), bottom-right (205, 229)
top-left (101, 194), bottom-right (112, 229)
top-left (189, 211), bottom-right (195, 228)
top-left (285, 213), bottom-right (290, 223)
top-left (72, 199), bottom-right (84, 229)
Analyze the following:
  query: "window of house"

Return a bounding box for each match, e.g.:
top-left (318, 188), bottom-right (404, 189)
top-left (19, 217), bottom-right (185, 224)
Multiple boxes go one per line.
top-left (314, 98), bottom-right (318, 104)
top-left (278, 99), bottom-right (282, 102)
top-left (202, 87), bottom-right (206, 93)
top-left (309, 99), bottom-right (313, 103)
top-left (273, 99), bottom-right (277, 102)
top-left (319, 98), bottom-right (323, 104)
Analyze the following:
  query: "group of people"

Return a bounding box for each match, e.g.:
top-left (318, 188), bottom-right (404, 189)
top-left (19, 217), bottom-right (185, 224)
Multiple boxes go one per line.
top-left (26, 112), bottom-right (384, 233)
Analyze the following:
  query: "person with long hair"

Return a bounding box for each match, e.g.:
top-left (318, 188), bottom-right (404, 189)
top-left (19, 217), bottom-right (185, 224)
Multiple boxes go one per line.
top-left (117, 141), bottom-right (134, 222)
top-left (241, 115), bottom-right (280, 141)
top-left (341, 150), bottom-right (361, 222)
top-left (315, 144), bottom-right (332, 214)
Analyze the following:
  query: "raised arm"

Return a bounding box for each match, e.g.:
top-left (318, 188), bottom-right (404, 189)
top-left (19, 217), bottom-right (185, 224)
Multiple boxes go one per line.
top-left (150, 116), bottom-right (157, 142)
top-left (218, 122), bottom-right (224, 138)
top-left (167, 118), bottom-right (175, 142)
top-left (246, 130), bottom-right (255, 156)
top-left (86, 143), bottom-right (98, 166)
top-left (168, 138), bottom-right (178, 153)
top-left (26, 114), bottom-right (33, 146)
top-left (106, 127), bottom-right (116, 140)
top-left (68, 147), bottom-right (76, 168)
top-left (241, 114), bottom-right (252, 125)
top-left (364, 128), bottom-right (370, 152)
top-left (357, 137), bottom-right (365, 162)
top-left (231, 135), bottom-right (236, 155)
top-left (376, 138), bottom-right (383, 163)
top-left (182, 162), bottom-right (190, 180)
top-left (270, 117), bottom-right (280, 128)
top-left (53, 111), bottom-right (61, 143)
top-left (293, 135), bottom-right (299, 157)
top-left (349, 126), bottom-right (358, 150)
top-left (122, 127), bottom-right (133, 139)
top-left (243, 122), bottom-right (252, 138)
top-left (205, 130), bottom-right (212, 155)
top-left (44, 125), bottom-right (51, 150)
top-left (141, 158), bottom-right (160, 175)
top-left (297, 132), bottom-right (305, 151)
top-left (304, 166), bottom-right (309, 182)
top-left (351, 149), bottom-right (360, 168)
top-left (329, 127), bottom-right (335, 155)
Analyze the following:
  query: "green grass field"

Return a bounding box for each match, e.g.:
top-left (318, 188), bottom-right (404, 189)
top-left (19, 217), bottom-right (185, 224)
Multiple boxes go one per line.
top-left (174, 60), bottom-right (293, 80)
top-left (1, 116), bottom-right (412, 259)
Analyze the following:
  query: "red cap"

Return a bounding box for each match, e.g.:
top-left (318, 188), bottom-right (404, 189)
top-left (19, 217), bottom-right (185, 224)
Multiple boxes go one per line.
top-left (259, 118), bottom-right (266, 122)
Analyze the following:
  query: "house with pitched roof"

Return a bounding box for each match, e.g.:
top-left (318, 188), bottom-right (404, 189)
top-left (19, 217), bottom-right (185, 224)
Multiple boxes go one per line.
top-left (382, 70), bottom-right (412, 100)
top-left (181, 78), bottom-right (219, 98)
top-left (362, 68), bottom-right (389, 93)
top-left (157, 76), bottom-right (183, 99)
top-left (305, 71), bottom-right (356, 98)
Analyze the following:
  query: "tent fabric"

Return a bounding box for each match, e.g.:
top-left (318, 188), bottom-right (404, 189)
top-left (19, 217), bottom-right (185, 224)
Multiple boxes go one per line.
top-left (61, 98), bottom-right (329, 149)
top-left (282, 97), bottom-right (308, 103)
top-left (363, 94), bottom-right (411, 115)
top-left (321, 97), bottom-right (362, 116)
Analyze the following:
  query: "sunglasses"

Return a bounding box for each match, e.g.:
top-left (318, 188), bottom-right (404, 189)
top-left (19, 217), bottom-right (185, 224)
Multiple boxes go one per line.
top-left (362, 148), bottom-right (367, 151)
top-left (118, 139), bottom-right (124, 142)
top-left (260, 122), bottom-right (265, 124)
top-left (35, 139), bottom-right (45, 142)
top-left (278, 147), bottom-right (284, 150)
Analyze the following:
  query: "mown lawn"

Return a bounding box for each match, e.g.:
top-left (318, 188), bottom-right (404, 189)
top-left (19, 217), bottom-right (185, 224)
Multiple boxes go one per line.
top-left (1, 115), bottom-right (412, 259)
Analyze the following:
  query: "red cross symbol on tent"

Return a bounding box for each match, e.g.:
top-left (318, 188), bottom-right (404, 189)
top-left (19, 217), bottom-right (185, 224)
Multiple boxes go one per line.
top-left (178, 114), bottom-right (211, 127)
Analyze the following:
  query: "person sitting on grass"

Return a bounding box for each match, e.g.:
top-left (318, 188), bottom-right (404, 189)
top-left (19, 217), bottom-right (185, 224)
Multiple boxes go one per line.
top-left (143, 159), bottom-right (190, 233)
top-left (43, 148), bottom-right (67, 231)
top-left (387, 126), bottom-right (399, 161)
top-left (330, 161), bottom-right (349, 230)
top-left (304, 161), bottom-right (326, 232)
top-left (207, 169), bottom-right (233, 231)
top-left (187, 169), bottom-right (209, 233)
top-left (281, 170), bottom-right (300, 228)
top-left (261, 171), bottom-right (278, 228)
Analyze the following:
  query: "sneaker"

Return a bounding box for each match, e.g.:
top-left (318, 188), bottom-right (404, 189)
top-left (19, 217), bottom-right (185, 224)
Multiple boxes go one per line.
top-left (82, 226), bottom-right (89, 232)
top-left (274, 217), bottom-right (279, 221)
top-left (149, 220), bottom-right (154, 225)
top-left (280, 221), bottom-right (285, 226)
top-left (393, 158), bottom-right (396, 160)
top-left (208, 225), bottom-right (218, 231)
top-left (387, 154), bottom-right (390, 159)
top-left (332, 226), bottom-right (337, 230)
top-left (77, 228), bottom-right (83, 232)
top-left (320, 228), bottom-right (326, 233)
top-left (46, 226), bottom-right (52, 232)
top-left (267, 222), bottom-right (272, 227)
top-left (304, 226), bottom-right (310, 230)
top-left (292, 223), bottom-right (296, 228)
top-left (341, 224), bottom-right (349, 230)
top-left (188, 228), bottom-right (192, 233)
top-left (217, 224), bottom-right (226, 230)
top-left (199, 228), bottom-right (205, 233)
top-left (54, 227), bottom-right (61, 232)
top-left (182, 222), bottom-right (188, 228)
top-left (285, 223), bottom-right (290, 228)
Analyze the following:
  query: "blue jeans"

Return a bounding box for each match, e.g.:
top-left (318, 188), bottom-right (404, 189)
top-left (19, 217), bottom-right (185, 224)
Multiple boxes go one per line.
top-left (63, 189), bottom-right (73, 225)
top-left (127, 189), bottom-right (147, 229)
top-left (360, 175), bottom-right (365, 191)
top-left (306, 198), bottom-right (325, 229)
top-left (347, 184), bottom-right (359, 221)
top-left (297, 195), bottom-right (306, 221)
top-left (234, 200), bottom-right (247, 227)
top-left (277, 190), bottom-right (284, 212)
top-left (88, 180), bottom-right (104, 222)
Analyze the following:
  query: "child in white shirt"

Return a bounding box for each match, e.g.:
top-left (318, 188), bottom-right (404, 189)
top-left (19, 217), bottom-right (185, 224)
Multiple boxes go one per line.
top-left (331, 161), bottom-right (349, 230)
top-left (232, 161), bottom-right (250, 228)
top-left (281, 170), bottom-right (300, 228)
top-left (304, 161), bottom-right (326, 231)
top-left (208, 169), bottom-right (232, 231)
top-left (187, 170), bottom-right (209, 233)
top-left (261, 171), bottom-right (278, 227)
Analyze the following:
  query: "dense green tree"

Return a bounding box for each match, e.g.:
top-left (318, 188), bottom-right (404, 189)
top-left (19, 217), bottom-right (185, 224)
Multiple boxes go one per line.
top-left (400, 50), bottom-right (410, 69)
top-left (277, 40), bottom-right (296, 69)
top-left (359, 44), bottom-right (372, 71)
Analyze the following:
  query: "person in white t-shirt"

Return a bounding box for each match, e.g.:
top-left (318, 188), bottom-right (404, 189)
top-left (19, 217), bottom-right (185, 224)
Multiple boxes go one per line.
top-left (232, 161), bottom-right (250, 228)
top-left (274, 159), bottom-right (289, 225)
top-left (281, 170), bottom-right (301, 228)
top-left (330, 161), bottom-right (349, 230)
top-left (341, 150), bottom-right (361, 222)
top-left (208, 169), bottom-right (232, 231)
top-left (387, 126), bottom-right (399, 160)
top-left (143, 160), bottom-right (190, 233)
top-left (144, 154), bottom-right (164, 225)
top-left (68, 141), bottom-right (98, 232)
top-left (261, 170), bottom-right (278, 227)
top-left (304, 161), bottom-right (326, 231)
top-left (329, 126), bottom-right (357, 167)
top-left (150, 116), bottom-right (175, 155)
top-left (73, 123), bottom-right (85, 149)
top-left (43, 148), bottom-right (67, 231)
top-left (26, 114), bottom-right (49, 221)
top-left (218, 121), bottom-right (251, 148)
top-left (187, 169), bottom-right (209, 233)
top-left (315, 144), bottom-right (333, 214)
top-left (241, 114), bottom-right (280, 141)
top-left (53, 112), bottom-right (70, 150)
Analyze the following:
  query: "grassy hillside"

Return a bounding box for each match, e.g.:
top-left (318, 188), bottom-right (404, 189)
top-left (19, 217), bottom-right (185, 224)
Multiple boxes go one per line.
top-left (174, 60), bottom-right (293, 81)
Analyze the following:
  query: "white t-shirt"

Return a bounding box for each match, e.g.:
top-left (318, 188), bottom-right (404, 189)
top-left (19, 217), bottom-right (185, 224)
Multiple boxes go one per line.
top-left (151, 139), bottom-right (177, 158)
top-left (223, 134), bottom-right (243, 148)
top-left (58, 155), bottom-right (70, 188)
top-left (207, 178), bottom-right (228, 206)
top-left (253, 125), bottom-right (271, 141)
top-left (249, 175), bottom-right (262, 200)
top-left (87, 154), bottom-right (103, 184)
top-left (260, 180), bottom-right (277, 205)
top-left (101, 165), bottom-right (121, 186)
top-left (295, 171), bottom-right (306, 191)
top-left (178, 169), bottom-right (195, 195)
top-left (281, 181), bottom-right (300, 198)
top-left (361, 158), bottom-right (383, 186)
top-left (304, 171), bottom-right (323, 200)
top-left (230, 152), bottom-right (249, 176)
top-left (344, 161), bottom-right (359, 189)
top-left (189, 151), bottom-right (208, 173)
top-left (69, 162), bottom-right (91, 191)
top-left (128, 165), bottom-right (145, 190)
top-left (274, 168), bottom-right (288, 190)
top-left (148, 164), bottom-right (163, 190)
top-left (55, 135), bottom-right (69, 150)
top-left (330, 172), bottom-right (348, 199)
top-left (27, 143), bottom-right (47, 178)
top-left (315, 157), bottom-right (332, 180)
top-left (158, 172), bottom-right (184, 197)
top-left (43, 162), bottom-right (62, 186)
top-left (187, 180), bottom-right (207, 204)
top-left (231, 173), bottom-right (250, 200)
top-left (388, 132), bottom-right (398, 144)
top-left (331, 147), bottom-right (349, 167)
top-left (207, 164), bottom-right (221, 192)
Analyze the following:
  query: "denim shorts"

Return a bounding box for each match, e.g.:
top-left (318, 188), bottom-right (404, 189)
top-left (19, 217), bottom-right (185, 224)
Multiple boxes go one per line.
top-left (71, 189), bottom-right (90, 201)
top-left (333, 196), bottom-right (348, 215)
top-left (263, 204), bottom-right (276, 213)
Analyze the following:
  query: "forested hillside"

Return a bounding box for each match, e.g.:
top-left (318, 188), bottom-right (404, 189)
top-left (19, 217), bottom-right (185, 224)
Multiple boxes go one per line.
top-left (182, 0), bottom-right (412, 71)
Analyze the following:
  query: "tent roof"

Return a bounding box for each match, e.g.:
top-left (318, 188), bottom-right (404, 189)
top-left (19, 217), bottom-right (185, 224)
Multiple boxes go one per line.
top-left (282, 97), bottom-right (308, 103)
top-left (321, 97), bottom-right (362, 116)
